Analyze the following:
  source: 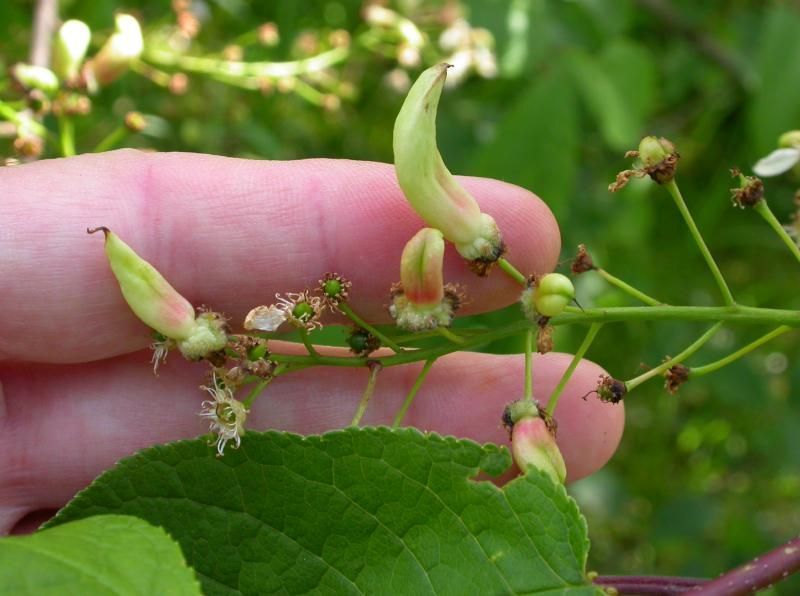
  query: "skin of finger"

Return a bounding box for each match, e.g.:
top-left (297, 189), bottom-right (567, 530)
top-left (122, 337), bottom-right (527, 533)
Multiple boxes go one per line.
top-left (0, 151), bottom-right (560, 363)
top-left (0, 351), bottom-right (622, 534)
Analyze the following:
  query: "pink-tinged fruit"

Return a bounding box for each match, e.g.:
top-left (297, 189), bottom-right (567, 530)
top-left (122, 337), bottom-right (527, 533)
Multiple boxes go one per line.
top-left (512, 416), bottom-right (567, 485)
top-left (89, 227), bottom-right (227, 360)
top-left (401, 228), bottom-right (445, 306)
top-left (389, 227), bottom-right (461, 331)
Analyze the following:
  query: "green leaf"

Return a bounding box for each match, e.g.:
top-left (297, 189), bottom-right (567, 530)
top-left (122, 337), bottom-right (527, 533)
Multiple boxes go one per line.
top-left (47, 428), bottom-right (600, 595)
top-left (565, 49), bottom-right (638, 152)
top-left (0, 514), bottom-right (202, 596)
top-left (747, 6), bottom-right (800, 155)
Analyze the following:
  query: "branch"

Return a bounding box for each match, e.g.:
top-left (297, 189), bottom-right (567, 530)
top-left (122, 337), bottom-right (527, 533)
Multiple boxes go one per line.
top-left (692, 536), bottom-right (800, 595)
top-left (595, 575), bottom-right (706, 595)
top-left (30, 0), bottom-right (58, 67)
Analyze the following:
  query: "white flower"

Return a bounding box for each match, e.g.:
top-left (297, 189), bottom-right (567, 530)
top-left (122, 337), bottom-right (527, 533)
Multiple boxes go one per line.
top-left (753, 147), bottom-right (800, 177)
top-left (199, 374), bottom-right (248, 456)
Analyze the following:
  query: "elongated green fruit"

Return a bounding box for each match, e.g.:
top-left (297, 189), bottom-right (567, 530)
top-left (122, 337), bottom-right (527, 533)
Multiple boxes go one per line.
top-left (89, 227), bottom-right (227, 360)
top-left (393, 63), bottom-right (502, 263)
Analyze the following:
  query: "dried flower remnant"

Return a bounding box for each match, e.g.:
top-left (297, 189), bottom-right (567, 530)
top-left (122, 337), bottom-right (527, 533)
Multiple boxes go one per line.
top-left (786, 193), bottom-right (800, 243)
top-left (571, 244), bottom-right (595, 274)
top-left (347, 327), bottom-right (381, 357)
top-left (595, 375), bottom-right (627, 404)
top-left (199, 373), bottom-right (249, 456)
top-left (389, 228), bottom-right (462, 331)
top-left (665, 364), bottom-right (690, 394)
top-left (536, 321), bottom-right (554, 354)
top-left (609, 136), bottom-right (680, 191)
top-left (729, 168), bottom-right (764, 208)
top-left (88, 227), bottom-right (228, 362)
top-left (393, 64), bottom-right (504, 270)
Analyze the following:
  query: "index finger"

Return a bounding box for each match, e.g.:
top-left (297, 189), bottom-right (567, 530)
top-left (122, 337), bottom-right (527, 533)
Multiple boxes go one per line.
top-left (0, 150), bottom-right (560, 363)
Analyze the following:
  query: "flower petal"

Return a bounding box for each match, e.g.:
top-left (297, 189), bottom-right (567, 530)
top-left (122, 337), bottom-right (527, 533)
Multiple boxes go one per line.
top-left (753, 148), bottom-right (800, 177)
top-left (244, 305), bottom-right (287, 332)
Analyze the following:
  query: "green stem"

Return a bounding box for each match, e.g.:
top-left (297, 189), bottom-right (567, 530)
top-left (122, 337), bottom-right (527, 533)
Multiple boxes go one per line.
top-left (497, 257), bottom-right (527, 286)
top-left (664, 180), bottom-right (735, 306)
top-left (338, 302), bottom-right (404, 352)
top-left (144, 46), bottom-right (348, 79)
top-left (242, 363), bottom-right (286, 408)
top-left (263, 303), bottom-right (800, 373)
top-left (753, 200), bottom-right (800, 266)
top-left (0, 101), bottom-right (49, 137)
top-left (298, 328), bottom-right (320, 359)
top-left (350, 363), bottom-right (381, 426)
top-left (691, 326), bottom-right (792, 376)
top-left (93, 125), bottom-right (128, 153)
top-left (58, 116), bottom-right (76, 157)
top-left (545, 323), bottom-right (603, 415)
top-left (437, 326), bottom-right (465, 344)
top-left (556, 304), bottom-right (800, 327)
top-left (626, 322), bottom-right (723, 390)
top-left (524, 327), bottom-right (534, 402)
top-left (596, 268), bottom-right (663, 306)
top-left (392, 359), bottom-right (436, 427)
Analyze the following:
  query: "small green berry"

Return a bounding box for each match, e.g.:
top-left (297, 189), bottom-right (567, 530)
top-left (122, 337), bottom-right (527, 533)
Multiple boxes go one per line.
top-left (323, 279), bottom-right (342, 298)
top-left (292, 302), bottom-right (315, 322)
top-left (778, 130), bottom-right (800, 148)
top-left (534, 273), bottom-right (575, 318)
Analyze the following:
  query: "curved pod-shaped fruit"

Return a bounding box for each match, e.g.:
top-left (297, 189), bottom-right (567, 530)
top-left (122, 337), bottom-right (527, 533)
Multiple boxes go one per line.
top-left (393, 63), bottom-right (502, 263)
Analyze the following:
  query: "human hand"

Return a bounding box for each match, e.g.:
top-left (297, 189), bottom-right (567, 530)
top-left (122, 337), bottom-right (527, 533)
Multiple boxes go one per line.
top-left (0, 150), bottom-right (624, 534)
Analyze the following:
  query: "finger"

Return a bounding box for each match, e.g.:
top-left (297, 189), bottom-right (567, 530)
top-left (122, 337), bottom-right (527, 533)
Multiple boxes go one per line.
top-left (0, 351), bottom-right (622, 533)
top-left (0, 151), bottom-right (560, 363)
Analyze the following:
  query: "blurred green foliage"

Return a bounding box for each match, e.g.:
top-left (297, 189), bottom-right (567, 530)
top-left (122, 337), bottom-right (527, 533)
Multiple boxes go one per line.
top-left (2, 0), bottom-right (799, 590)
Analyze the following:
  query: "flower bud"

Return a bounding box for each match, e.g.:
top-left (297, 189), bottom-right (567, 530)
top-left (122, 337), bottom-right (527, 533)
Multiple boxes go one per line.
top-left (521, 273), bottom-right (575, 319)
top-left (511, 416), bottom-right (567, 484)
top-left (52, 20), bottom-right (92, 83)
top-left (779, 130), bottom-right (800, 148)
top-left (393, 64), bottom-right (503, 267)
top-left (11, 64), bottom-right (59, 95)
top-left (84, 14), bottom-right (144, 89)
top-left (638, 136), bottom-right (674, 168)
top-left (389, 228), bottom-right (461, 331)
top-left (89, 227), bottom-right (227, 360)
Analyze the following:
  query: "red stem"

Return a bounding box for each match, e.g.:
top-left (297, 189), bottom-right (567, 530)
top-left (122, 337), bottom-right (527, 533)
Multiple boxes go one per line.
top-left (595, 575), bottom-right (706, 595)
top-left (692, 536), bottom-right (800, 596)
top-left (595, 536), bottom-right (800, 596)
